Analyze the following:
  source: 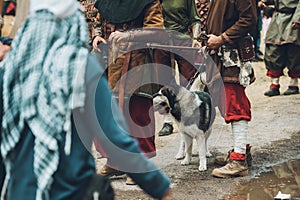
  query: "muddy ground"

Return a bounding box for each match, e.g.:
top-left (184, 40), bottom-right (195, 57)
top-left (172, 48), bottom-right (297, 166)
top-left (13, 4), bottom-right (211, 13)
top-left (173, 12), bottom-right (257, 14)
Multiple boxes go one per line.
top-left (95, 61), bottom-right (300, 200)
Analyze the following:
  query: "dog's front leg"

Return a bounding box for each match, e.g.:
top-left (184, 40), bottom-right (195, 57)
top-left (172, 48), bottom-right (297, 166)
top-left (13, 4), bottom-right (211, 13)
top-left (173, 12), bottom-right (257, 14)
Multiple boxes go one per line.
top-left (205, 129), bottom-right (212, 158)
top-left (181, 134), bottom-right (192, 165)
top-left (197, 134), bottom-right (207, 171)
top-left (175, 133), bottom-right (185, 160)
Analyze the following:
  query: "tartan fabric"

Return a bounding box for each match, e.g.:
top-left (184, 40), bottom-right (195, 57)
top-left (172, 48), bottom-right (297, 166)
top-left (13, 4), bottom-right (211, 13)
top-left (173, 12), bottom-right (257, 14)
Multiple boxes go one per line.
top-left (1, 10), bottom-right (89, 200)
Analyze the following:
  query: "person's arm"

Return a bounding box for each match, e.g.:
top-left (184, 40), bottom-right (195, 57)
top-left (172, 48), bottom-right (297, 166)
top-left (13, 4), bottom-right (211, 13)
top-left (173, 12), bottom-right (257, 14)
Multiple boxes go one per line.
top-left (188, 0), bottom-right (202, 47)
top-left (191, 23), bottom-right (202, 47)
top-left (207, 0), bottom-right (257, 49)
top-left (222, 0), bottom-right (257, 42)
top-left (73, 54), bottom-right (171, 199)
top-left (188, 0), bottom-right (201, 29)
top-left (91, 13), bottom-right (106, 52)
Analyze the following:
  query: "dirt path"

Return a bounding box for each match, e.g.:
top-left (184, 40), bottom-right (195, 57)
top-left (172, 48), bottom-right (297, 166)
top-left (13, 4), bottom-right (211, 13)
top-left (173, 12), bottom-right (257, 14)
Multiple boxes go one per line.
top-left (96, 61), bottom-right (300, 200)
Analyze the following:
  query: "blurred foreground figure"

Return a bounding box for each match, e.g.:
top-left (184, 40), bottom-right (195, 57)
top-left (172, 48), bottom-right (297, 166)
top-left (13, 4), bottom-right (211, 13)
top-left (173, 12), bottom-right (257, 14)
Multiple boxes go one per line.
top-left (0, 0), bottom-right (171, 199)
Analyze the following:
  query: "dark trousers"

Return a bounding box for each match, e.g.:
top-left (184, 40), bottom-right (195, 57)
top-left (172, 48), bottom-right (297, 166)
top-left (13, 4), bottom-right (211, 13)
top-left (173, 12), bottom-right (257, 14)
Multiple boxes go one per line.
top-left (265, 43), bottom-right (300, 78)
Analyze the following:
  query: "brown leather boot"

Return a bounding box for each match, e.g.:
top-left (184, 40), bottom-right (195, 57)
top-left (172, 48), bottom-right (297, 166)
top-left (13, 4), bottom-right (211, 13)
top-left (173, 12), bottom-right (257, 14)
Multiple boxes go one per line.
top-left (212, 160), bottom-right (248, 178)
top-left (97, 164), bottom-right (125, 177)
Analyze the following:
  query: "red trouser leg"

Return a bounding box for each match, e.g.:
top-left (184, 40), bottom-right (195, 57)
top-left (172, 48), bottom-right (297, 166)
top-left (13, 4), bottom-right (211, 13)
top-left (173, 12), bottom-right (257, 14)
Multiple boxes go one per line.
top-left (224, 83), bottom-right (251, 123)
top-left (127, 95), bottom-right (156, 158)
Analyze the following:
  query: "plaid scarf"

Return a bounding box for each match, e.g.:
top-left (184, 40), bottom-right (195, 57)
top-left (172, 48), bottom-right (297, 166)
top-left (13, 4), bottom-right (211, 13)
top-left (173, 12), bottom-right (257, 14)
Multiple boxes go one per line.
top-left (1, 10), bottom-right (88, 199)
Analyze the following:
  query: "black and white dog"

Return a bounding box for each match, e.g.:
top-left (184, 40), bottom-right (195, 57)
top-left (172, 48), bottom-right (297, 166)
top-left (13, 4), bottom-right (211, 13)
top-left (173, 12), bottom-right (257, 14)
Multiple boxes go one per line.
top-left (153, 73), bottom-right (215, 171)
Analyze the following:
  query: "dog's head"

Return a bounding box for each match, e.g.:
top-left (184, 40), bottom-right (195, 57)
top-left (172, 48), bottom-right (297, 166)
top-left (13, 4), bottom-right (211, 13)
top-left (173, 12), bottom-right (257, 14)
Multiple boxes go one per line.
top-left (153, 92), bottom-right (170, 114)
top-left (153, 82), bottom-right (182, 114)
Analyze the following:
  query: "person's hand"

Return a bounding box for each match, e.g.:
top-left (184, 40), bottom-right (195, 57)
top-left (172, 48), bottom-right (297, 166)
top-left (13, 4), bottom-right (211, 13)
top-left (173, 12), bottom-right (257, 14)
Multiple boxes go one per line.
top-left (292, 21), bottom-right (300, 30)
top-left (258, 1), bottom-right (266, 8)
top-left (0, 42), bottom-right (11, 61)
top-left (92, 35), bottom-right (107, 52)
top-left (160, 188), bottom-right (172, 200)
top-left (192, 39), bottom-right (202, 48)
top-left (207, 34), bottom-right (224, 49)
top-left (109, 31), bottom-right (131, 43)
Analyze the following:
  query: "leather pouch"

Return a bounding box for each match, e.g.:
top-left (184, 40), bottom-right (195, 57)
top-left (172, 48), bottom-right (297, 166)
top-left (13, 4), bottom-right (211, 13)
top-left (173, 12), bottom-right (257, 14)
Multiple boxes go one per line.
top-left (237, 34), bottom-right (255, 62)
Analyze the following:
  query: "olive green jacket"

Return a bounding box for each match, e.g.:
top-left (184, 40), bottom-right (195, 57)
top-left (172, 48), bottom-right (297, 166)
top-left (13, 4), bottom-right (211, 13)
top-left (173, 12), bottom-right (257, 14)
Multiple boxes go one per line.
top-left (162, 0), bottom-right (200, 37)
top-left (265, 0), bottom-right (300, 45)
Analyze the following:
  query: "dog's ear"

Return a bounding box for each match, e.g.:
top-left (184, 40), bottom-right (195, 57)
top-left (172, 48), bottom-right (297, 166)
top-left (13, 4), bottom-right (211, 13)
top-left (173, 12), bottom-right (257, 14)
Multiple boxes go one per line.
top-left (161, 86), bottom-right (177, 108)
top-left (161, 86), bottom-right (173, 97)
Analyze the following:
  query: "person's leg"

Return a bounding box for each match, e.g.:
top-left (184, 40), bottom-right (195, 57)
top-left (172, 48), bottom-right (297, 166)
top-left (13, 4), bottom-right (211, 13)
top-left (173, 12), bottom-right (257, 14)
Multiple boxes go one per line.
top-left (283, 78), bottom-right (299, 95)
top-left (159, 42), bottom-right (198, 136)
top-left (250, 18), bottom-right (263, 62)
top-left (264, 43), bottom-right (287, 96)
top-left (255, 9), bottom-right (264, 59)
top-left (50, 118), bottom-right (95, 200)
top-left (124, 95), bottom-right (157, 185)
top-left (78, 63), bottom-right (171, 196)
top-left (176, 54), bottom-right (197, 87)
top-left (284, 44), bottom-right (300, 95)
top-left (212, 83), bottom-right (251, 178)
top-left (127, 95), bottom-right (156, 158)
top-left (158, 53), bottom-right (197, 136)
top-left (172, 38), bottom-right (197, 87)
top-left (98, 95), bottom-right (157, 180)
top-left (153, 49), bottom-right (175, 136)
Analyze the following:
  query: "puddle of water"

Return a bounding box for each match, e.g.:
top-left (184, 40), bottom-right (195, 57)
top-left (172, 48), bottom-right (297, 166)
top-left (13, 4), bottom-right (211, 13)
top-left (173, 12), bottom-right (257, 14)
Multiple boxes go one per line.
top-left (227, 159), bottom-right (300, 200)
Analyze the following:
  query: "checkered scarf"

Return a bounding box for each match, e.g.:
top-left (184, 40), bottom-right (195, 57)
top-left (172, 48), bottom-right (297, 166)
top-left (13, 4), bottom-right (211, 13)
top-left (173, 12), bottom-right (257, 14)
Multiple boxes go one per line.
top-left (1, 10), bottom-right (88, 199)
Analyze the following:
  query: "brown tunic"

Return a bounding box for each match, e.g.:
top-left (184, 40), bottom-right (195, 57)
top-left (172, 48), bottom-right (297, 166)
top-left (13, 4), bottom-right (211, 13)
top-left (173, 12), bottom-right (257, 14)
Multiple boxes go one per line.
top-left (206, 0), bottom-right (257, 83)
top-left (98, 0), bottom-right (164, 97)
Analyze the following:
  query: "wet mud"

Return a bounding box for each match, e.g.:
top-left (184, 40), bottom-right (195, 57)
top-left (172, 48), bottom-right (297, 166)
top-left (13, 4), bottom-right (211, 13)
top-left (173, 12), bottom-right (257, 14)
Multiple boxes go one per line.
top-left (114, 131), bottom-right (300, 200)
top-left (225, 132), bottom-right (300, 200)
top-left (227, 159), bottom-right (300, 200)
